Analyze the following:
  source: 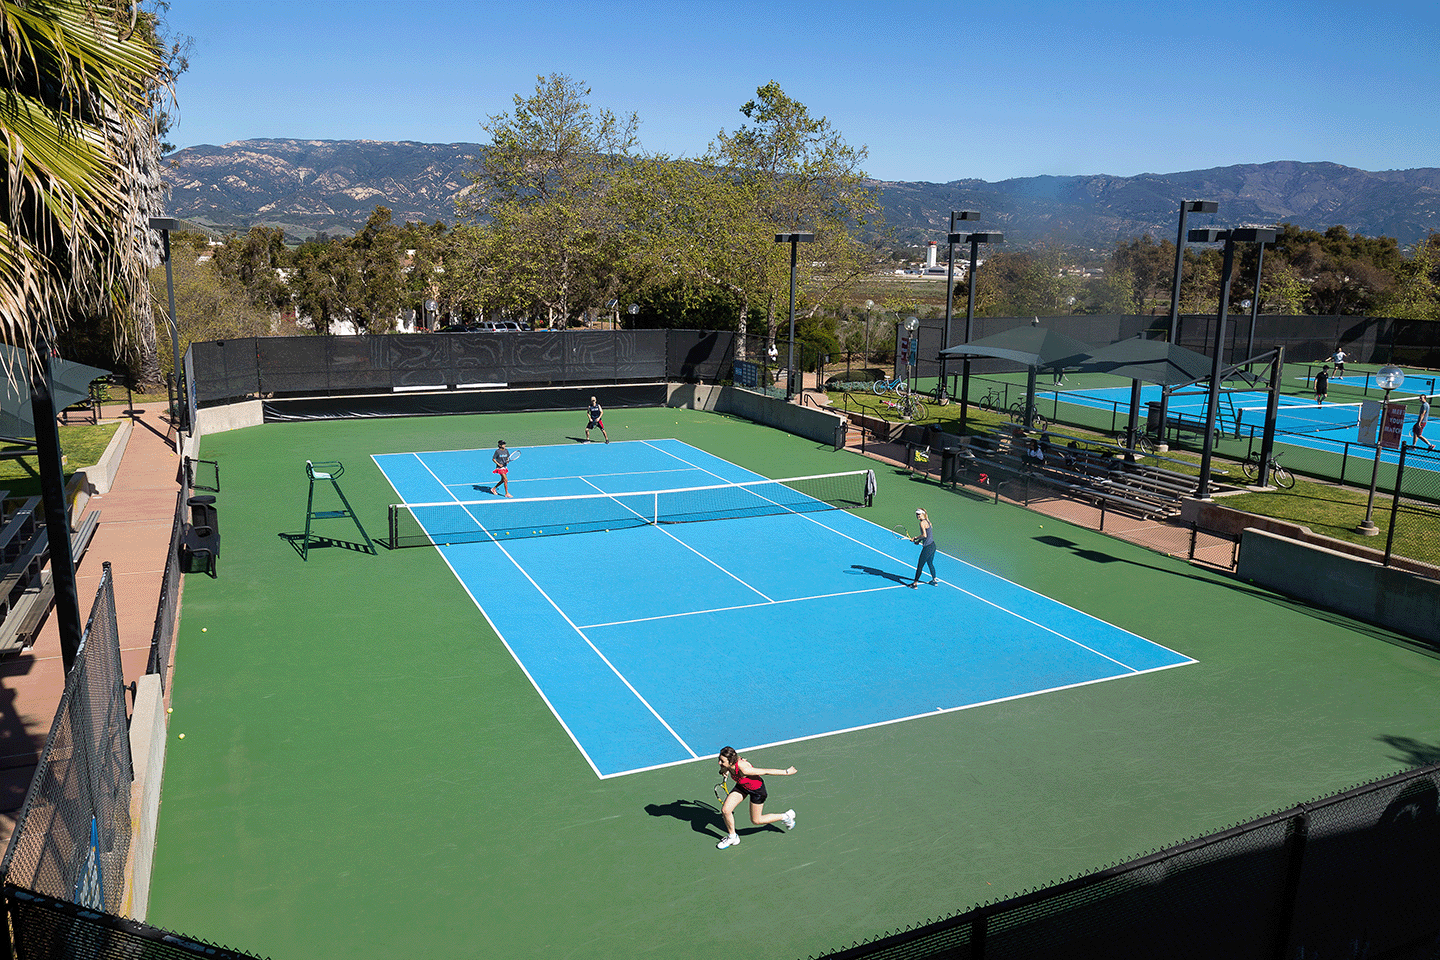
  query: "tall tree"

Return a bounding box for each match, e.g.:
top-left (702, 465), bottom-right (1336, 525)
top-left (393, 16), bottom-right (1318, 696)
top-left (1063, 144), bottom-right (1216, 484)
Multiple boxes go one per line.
top-left (695, 82), bottom-right (880, 348)
top-left (459, 73), bottom-right (639, 326)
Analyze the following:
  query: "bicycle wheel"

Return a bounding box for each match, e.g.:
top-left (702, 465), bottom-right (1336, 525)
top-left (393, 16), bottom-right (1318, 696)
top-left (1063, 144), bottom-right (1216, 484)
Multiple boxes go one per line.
top-left (1241, 453), bottom-right (1261, 481)
top-left (1135, 433), bottom-right (1156, 455)
top-left (1031, 413), bottom-right (1049, 431)
top-left (1007, 401), bottom-right (1026, 423)
top-left (872, 380), bottom-right (890, 396)
top-left (907, 401), bottom-right (928, 421)
top-left (1271, 463), bottom-right (1295, 489)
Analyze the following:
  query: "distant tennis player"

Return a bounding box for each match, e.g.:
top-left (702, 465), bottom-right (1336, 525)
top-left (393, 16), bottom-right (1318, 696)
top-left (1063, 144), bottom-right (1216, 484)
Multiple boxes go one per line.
top-left (1332, 348), bottom-right (1346, 377)
top-left (585, 396), bottom-right (608, 443)
top-left (1314, 365), bottom-right (1329, 404)
top-left (491, 440), bottom-right (513, 497)
top-left (909, 507), bottom-right (937, 587)
top-left (715, 746), bottom-right (796, 850)
top-left (1413, 395), bottom-right (1436, 451)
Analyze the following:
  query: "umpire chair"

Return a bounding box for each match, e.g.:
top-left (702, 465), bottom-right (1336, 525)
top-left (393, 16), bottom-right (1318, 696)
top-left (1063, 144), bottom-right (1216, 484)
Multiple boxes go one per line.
top-left (302, 460), bottom-right (374, 560)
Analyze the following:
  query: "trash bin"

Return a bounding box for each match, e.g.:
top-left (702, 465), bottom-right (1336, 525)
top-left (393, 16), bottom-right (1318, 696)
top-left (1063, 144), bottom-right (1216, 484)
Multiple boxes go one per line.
top-left (941, 449), bottom-right (961, 485)
top-left (1146, 401), bottom-right (1163, 434)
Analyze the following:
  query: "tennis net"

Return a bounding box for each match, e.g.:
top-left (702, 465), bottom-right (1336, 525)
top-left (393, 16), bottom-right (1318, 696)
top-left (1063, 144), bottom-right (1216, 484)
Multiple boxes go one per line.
top-left (387, 469), bottom-right (876, 548)
top-left (1233, 401), bottom-right (1362, 436)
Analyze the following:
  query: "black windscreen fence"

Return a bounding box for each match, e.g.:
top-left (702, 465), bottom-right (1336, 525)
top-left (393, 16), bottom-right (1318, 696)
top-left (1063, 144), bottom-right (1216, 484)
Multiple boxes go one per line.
top-left (188, 330), bottom-right (670, 405)
top-left (813, 762), bottom-right (1440, 960)
top-left (185, 321), bottom-right (1440, 411)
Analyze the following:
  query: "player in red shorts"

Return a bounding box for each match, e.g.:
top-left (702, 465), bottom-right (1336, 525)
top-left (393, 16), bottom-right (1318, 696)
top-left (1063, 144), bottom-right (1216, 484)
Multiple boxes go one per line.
top-left (715, 746), bottom-right (797, 849)
top-left (585, 396), bottom-right (608, 443)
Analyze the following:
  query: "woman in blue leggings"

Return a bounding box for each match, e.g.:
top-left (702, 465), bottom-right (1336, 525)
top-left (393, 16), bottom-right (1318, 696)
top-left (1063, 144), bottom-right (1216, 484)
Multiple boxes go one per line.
top-left (909, 508), bottom-right (937, 587)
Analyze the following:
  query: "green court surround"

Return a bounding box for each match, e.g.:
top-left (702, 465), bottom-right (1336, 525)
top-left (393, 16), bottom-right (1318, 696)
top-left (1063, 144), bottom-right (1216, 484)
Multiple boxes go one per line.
top-left (147, 406), bottom-right (1440, 960)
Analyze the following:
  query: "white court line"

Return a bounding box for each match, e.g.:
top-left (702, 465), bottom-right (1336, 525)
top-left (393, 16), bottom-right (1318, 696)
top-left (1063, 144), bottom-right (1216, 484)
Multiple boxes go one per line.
top-left (642, 440), bottom-right (1157, 673)
top-left (475, 535), bottom-right (701, 761)
top-left (373, 448), bottom-right (701, 775)
top-left (576, 476), bottom-right (774, 603)
top-left (598, 659), bottom-right (1196, 780)
top-left (580, 583), bottom-right (902, 629)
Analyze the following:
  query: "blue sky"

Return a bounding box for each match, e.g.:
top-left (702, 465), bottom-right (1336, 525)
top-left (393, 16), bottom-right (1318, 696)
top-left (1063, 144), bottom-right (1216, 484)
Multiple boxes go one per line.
top-left (163, 0), bottom-right (1439, 183)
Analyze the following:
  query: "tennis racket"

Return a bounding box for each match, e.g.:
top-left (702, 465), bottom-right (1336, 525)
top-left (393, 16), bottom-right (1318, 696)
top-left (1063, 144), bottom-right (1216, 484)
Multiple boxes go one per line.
top-left (713, 776), bottom-right (729, 802)
top-left (504, 449), bottom-right (521, 463)
top-left (891, 523), bottom-right (912, 542)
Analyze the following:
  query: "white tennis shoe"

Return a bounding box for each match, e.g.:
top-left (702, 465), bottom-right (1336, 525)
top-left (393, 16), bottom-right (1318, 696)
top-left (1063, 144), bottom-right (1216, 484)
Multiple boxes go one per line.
top-left (782, 810), bottom-right (796, 830)
top-left (717, 833), bottom-right (740, 850)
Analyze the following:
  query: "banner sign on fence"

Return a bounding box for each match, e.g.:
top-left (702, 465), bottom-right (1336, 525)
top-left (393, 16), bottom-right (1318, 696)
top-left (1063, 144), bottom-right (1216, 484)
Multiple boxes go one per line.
top-left (733, 360), bottom-right (759, 389)
top-left (1381, 401), bottom-right (1407, 449)
top-left (1359, 400), bottom-right (1409, 449)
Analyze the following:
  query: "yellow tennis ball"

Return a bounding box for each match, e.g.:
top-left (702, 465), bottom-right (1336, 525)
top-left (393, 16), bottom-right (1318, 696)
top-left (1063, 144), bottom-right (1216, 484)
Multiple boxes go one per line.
top-left (201, 627), bottom-right (207, 632)
top-left (166, 707), bottom-right (172, 714)
top-left (177, 733), bottom-right (185, 739)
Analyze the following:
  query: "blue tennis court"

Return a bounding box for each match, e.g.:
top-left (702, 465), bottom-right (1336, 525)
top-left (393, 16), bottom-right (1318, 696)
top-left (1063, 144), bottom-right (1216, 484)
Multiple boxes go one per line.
top-left (373, 439), bottom-right (1196, 778)
top-left (1050, 382), bottom-right (1434, 463)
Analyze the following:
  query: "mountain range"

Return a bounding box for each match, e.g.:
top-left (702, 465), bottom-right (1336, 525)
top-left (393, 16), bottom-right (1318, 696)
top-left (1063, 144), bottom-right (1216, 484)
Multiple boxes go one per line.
top-left (161, 139), bottom-right (1440, 249)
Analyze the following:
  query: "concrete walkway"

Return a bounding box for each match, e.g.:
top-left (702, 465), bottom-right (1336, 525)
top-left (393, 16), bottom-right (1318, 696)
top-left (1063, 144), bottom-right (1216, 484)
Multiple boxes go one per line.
top-left (0, 404), bottom-right (180, 848)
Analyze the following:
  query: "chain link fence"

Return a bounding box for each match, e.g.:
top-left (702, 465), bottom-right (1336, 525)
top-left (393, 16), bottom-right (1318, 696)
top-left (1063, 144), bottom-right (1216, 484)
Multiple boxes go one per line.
top-left (1387, 444), bottom-right (1440, 575)
top-left (0, 564), bottom-right (130, 913)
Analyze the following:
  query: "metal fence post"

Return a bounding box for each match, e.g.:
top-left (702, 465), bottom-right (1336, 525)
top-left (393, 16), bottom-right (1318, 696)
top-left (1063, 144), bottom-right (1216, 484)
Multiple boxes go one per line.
top-left (1384, 442), bottom-right (1409, 566)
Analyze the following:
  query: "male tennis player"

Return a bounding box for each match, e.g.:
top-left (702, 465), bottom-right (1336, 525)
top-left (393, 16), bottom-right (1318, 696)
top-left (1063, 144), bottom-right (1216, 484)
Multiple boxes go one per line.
top-left (584, 396), bottom-right (608, 443)
top-left (1314, 365), bottom-right (1329, 404)
top-left (715, 746), bottom-right (796, 850)
top-left (491, 440), bottom-right (513, 497)
top-left (1413, 395), bottom-right (1436, 451)
top-left (909, 508), bottom-right (937, 587)
top-left (1332, 348), bottom-right (1346, 377)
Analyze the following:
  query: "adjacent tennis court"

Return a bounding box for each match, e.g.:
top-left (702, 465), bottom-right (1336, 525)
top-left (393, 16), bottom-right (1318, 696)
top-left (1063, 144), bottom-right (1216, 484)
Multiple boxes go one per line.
top-left (372, 439), bottom-right (1194, 777)
top-left (1050, 382), bottom-right (1433, 463)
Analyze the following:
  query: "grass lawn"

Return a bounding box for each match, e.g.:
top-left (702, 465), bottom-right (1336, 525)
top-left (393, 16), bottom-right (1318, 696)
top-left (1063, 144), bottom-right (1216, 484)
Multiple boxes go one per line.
top-left (0, 421), bottom-right (120, 500)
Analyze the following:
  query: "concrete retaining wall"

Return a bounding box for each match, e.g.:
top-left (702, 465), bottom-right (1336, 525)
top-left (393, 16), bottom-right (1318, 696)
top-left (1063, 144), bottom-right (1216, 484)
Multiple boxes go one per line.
top-left (666, 385), bottom-right (847, 448)
top-left (1238, 528), bottom-right (1440, 646)
top-left (63, 416), bottom-right (134, 526)
top-left (120, 674), bottom-right (167, 921)
top-left (1184, 498), bottom-right (1440, 581)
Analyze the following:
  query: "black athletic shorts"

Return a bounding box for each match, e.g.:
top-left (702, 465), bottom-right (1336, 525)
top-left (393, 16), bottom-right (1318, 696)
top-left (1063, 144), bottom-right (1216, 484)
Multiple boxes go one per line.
top-left (731, 778), bottom-right (767, 805)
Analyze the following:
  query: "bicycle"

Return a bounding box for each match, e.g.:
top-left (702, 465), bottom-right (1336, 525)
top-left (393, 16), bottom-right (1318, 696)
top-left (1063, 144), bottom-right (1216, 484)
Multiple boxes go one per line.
top-left (977, 385), bottom-right (1005, 412)
top-left (883, 393), bottom-right (928, 421)
top-left (1007, 399), bottom-right (1048, 432)
top-left (1241, 449), bottom-right (1295, 489)
top-left (1132, 430), bottom-right (1157, 455)
top-left (872, 376), bottom-right (909, 396)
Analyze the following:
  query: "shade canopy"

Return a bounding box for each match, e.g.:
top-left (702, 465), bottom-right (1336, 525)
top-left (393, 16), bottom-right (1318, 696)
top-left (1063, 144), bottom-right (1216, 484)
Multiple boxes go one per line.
top-left (1079, 336), bottom-right (1215, 387)
top-left (939, 325), bottom-right (1093, 370)
top-left (0, 345), bottom-right (111, 440)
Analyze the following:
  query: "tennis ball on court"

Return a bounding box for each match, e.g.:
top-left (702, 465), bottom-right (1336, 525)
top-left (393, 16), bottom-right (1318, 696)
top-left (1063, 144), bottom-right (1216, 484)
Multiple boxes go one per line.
top-left (177, 733), bottom-right (185, 739)
top-left (201, 627), bottom-right (207, 632)
top-left (166, 707), bottom-right (172, 714)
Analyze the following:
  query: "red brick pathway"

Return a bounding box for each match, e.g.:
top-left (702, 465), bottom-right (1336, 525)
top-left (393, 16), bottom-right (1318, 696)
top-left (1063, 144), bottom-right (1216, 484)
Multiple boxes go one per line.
top-left (0, 405), bottom-right (180, 848)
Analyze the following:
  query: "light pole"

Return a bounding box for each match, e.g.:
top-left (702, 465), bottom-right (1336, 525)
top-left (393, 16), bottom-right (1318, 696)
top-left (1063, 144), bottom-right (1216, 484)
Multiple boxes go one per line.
top-left (148, 217), bottom-right (187, 434)
top-left (1157, 201), bottom-right (1217, 450)
top-left (775, 232), bottom-right (815, 401)
top-left (904, 316), bottom-right (920, 395)
top-left (958, 232), bottom-right (1003, 430)
top-left (1243, 239), bottom-right (1268, 366)
top-left (1187, 226), bottom-right (1277, 499)
top-left (939, 210), bottom-right (979, 402)
top-left (1169, 201), bottom-right (1218, 346)
top-left (1358, 365), bottom-right (1406, 535)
